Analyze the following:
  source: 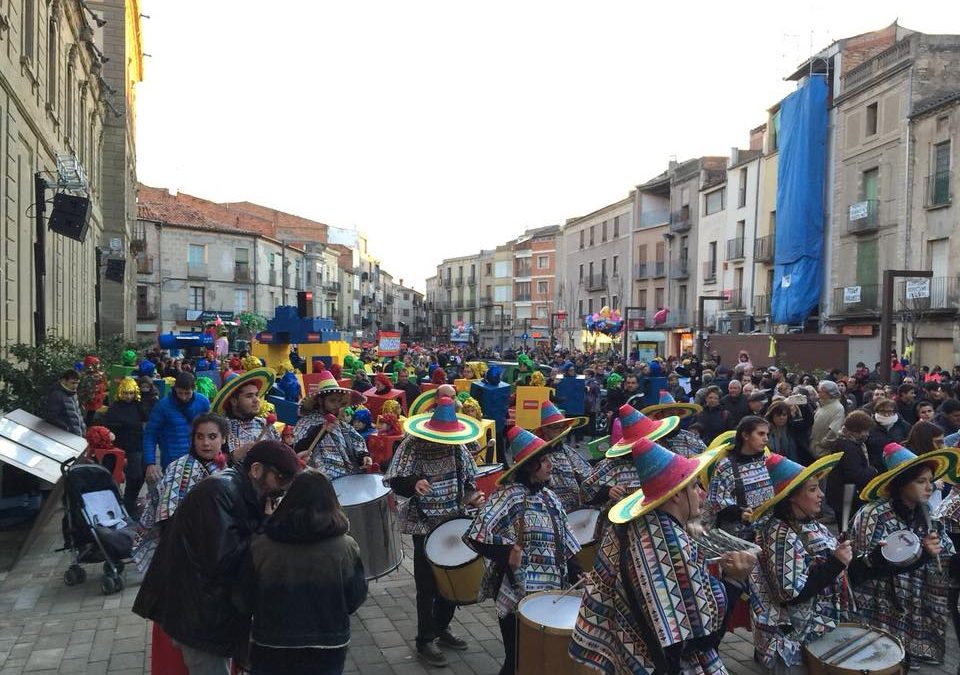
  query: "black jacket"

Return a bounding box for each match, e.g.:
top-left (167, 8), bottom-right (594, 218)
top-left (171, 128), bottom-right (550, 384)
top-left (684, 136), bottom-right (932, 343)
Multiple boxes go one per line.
top-left (102, 400), bottom-right (146, 456)
top-left (720, 394), bottom-right (750, 426)
top-left (825, 435), bottom-right (877, 519)
top-left (397, 381), bottom-right (422, 410)
top-left (44, 383), bottom-right (86, 437)
top-left (239, 532), bottom-right (367, 648)
top-left (865, 418), bottom-right (911, 472)
top-left (693, 406), bottom-right (731, 445)
top-left (133, 467), bottom-right (265, 656)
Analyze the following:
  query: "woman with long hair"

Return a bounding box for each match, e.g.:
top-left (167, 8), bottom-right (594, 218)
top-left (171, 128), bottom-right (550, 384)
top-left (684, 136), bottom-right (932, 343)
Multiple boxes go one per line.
top-left (824, 410), bottom-right (876, 520)
top-left (239, 470), bottom-right (368, 675)
top-left (906, 420), bottom-right (946, 455)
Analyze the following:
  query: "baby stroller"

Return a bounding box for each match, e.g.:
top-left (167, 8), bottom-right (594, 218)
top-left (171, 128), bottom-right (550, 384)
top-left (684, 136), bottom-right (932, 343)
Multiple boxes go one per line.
top-left (59, 457), bottom-right (136, 594)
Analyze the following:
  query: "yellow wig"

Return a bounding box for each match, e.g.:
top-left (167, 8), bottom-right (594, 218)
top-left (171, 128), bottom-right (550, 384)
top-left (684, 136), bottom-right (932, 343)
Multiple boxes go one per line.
top-left (117, 376), bottom-right (141, 401)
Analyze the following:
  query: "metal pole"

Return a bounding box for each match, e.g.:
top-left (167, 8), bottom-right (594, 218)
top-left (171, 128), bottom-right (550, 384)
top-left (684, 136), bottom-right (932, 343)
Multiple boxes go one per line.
top-left (622, 306), bottom-right (640, 363)
top-left (879, 269), bottom-right (932, 383)
top-left (697, 295), bottom-right (726, 361)
top-left (33, 173), bottom-right (47, 345)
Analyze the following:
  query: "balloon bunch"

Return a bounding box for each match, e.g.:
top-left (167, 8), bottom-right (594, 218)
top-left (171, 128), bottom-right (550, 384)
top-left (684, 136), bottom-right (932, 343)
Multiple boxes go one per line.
top-left (584, 305), bottom-right (623, 336)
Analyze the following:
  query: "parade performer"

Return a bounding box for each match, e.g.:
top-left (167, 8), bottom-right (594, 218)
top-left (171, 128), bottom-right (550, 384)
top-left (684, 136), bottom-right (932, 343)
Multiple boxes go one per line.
top-left (194, 375), bottom-right (218, 403)
top-left (570, 437), bottom-right (753, 674)
top-left (293, 370), bottom-right (371, 479)
top-left (935, 481), bottom-right (960, 655)
top-left (350, 407), bottom-right (375, 440)
top-left (103, 377), bottom-right (147, 518)
top-left (383, 397), bottom-right (485, 668)
top-left (642, 390), bottom-right (706, 458)
top-left (274, 360), bottom-right (303, 402)
top-left (851, 442), bottom-right (960, 668)
top-left (211, 367), bottom-right (279, 464)
top-left (532, 400), bottom-right (592, 512)
top-left (78, 355), bottom-right (107, 424)
top-left (464, 426), bottom-right (582, 675)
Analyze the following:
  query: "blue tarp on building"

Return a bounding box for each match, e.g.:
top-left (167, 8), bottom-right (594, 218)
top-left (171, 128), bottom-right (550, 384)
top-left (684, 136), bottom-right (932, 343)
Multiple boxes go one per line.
top-left (771, 75), bottom-right (828, 325)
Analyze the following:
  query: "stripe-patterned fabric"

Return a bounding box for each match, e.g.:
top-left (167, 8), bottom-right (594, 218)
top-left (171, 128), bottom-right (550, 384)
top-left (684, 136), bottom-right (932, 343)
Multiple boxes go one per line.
top-left (581, 456), bottom-right (641, 504)
top-left (935, 484), bottom-right (960, 535)
top-left (226, 417), bottom-right (278, 454)
top-left (705, 453), bottom-right (774, 540)
top-left (667, 429), bottom-right (708, 459)
top-left (569, 510), bottom-right (727, 674)
top-left (301, 421), bottom-right (369, 480)
top-left (550, 443), bottom-right (592, 512)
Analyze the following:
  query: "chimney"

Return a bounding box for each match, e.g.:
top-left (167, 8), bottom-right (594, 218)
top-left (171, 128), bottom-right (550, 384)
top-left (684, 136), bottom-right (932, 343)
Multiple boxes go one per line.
top-left (730, 147), bottom-right (739, 166)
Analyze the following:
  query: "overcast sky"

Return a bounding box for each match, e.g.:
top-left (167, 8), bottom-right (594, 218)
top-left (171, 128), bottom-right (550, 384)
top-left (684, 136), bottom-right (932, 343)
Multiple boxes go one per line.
top-left (135, 1), bottom-right (957, 292)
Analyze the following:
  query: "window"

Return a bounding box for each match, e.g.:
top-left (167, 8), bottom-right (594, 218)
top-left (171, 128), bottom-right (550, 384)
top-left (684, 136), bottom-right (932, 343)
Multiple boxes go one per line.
top-left (704, 188), bottom-right (726, 215)
top-left (579, 264), bottom-right (584, 280)
top-left (589, 226), bottom-right (594, 246)
top-left (600, 259), bottom-right (607, 278)
top-left (494, 261), bottom-right (510, 278)
top-left (46, 18), bottom-right (57, 106)
top-left (865, 102), bottom-right (878, 137)
top-left (65, 66), bottom-right (74, 139)
top-left (515, 281), bottom-right (531, 301)
top-left (738, 167), bottom-right (748, 207)
top-left (403, 292), bottom-right (409, 301)
top-left (537, 280), bottom-right (548, 294)
top-left (403, 308), bottom-right (410, 317)
top-left (485, 263), bottom-right (492, 275)
top-left (588, 262), bottom-right (594, 279)
top-left (235, 247), bottom-right (249, 276)
top-left (707, 241), bottom-right (717, 278)
top-left (613, 216), bottom-right (620, 238)
top-left (579, 230), bottom-right (584, 249)
top-left (536, 305), bottom-right (548, 319)
top-left (678, 285), bottom-right (687, 310)
top-left (602, 221), bottom-right (608, 242)
top-left (612, 255), bottom-right (619, 275)
top-left (23, 0), bottom-right (35, 62)
top-left (600, 296), bottom-right (606, 308)
top-left (578, 300), bottom-right (584, 317)
top-left (654, 287), bottom-right (664, 309)
top-left (269, 252), bottom-right (277, 270)
top-left (494, 285), bottom-right (511, 302)
top-left (612, 295), bottom-right (618, 310)
top-left (655, 242), bottom-right (665, 262)
top-left (638, 244), bottom-right (647, 262)
top-left (189, 286), bottom-right (205, 311)
top-left (188, 244), bottom-right (205, 265)
top-left (235, 289), bottom-right (249, 313)
top-left (537, 255), bottom-right (549, 269)
top-left (638, 290), bottom-right (647, 310)
top-left (931, 141), bottom-right (951, 206)
top-left (515, 305), bottom-right (532, 320)
top-left (587, 299), bottom-right (594, 315)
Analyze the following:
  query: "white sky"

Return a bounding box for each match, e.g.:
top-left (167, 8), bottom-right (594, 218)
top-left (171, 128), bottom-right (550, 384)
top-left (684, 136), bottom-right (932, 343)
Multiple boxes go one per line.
top-left (135, 1), bottom-right (959, 292)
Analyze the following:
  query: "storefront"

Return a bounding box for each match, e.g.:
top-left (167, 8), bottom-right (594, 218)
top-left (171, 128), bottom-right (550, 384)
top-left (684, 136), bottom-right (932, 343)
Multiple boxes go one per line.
top-left (626, 331), bottom-right (666, 361)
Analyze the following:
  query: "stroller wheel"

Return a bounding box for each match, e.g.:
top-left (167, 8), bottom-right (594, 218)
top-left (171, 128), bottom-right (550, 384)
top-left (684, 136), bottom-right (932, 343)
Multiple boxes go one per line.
top-left (103, 561), bottom-right (125, 576)
top-left (63, 565), bottom-right (86, 586)
top-left (100, 575), bottom-right (118, 595)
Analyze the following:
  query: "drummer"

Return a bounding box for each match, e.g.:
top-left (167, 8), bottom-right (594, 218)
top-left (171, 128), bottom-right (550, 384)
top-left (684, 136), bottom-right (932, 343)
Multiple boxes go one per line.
top-left (531, 401), bottom-right (592, 512)
top-left (747, 451), bottom-right (921, 673)
top-left (569, 437), bottom-right (755, 673)
top-left (641, 390), bottom-right (708, 458)
top-left (580, 404), bottom-right (679, 513)
top-left (464, 426), bottom-right (582, 675)
top-left (210, 367), bottom-right (280, 463)
top-left (292, 370), bottom-right (372, 478)
top-left (384, 397), bottom-right (486, 668)
top-left (850, 442), bottom-right (960, 669)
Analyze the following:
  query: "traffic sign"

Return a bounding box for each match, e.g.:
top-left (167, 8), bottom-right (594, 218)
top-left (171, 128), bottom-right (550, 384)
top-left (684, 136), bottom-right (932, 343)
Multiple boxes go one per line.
top-left (521, 332), bottom-right (529, 341)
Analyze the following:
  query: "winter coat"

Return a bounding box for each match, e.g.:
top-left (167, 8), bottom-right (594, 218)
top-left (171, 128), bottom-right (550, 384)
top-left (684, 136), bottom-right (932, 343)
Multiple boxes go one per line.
top-left (142, 392), bottom-right (210, 467)
top-left (811, 399), bottom-right (845, 459)
top-left (43, 383), bottom-right (86, 437)
top-left (132, 467), bottom-right (264, 657)
top-left (825, 433), bottom-right (877, 519)
top-left (693, 405), bottom-right (732, 445)
top-left (865, 417), bottom-right (911, 472)
top-left (103, 400), bottom-right (146, 456)
top-left (720, 394), bottom-right (751, 427)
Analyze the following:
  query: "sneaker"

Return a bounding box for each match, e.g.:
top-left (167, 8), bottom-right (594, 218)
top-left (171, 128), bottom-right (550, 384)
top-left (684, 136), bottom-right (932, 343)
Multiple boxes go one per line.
top-left (437, 629), bottom-right (468, 651)
top-left (417, 641), bottom-right (448, 667)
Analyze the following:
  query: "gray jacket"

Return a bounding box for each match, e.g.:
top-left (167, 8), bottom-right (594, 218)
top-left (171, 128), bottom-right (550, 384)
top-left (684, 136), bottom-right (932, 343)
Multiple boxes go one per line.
top-left (44, 383), bottom-right (86, 437)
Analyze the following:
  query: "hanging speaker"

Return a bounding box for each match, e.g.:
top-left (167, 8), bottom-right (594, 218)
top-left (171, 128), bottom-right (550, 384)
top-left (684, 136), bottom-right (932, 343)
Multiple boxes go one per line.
top-left (48, 193), bottom-right (91, 242)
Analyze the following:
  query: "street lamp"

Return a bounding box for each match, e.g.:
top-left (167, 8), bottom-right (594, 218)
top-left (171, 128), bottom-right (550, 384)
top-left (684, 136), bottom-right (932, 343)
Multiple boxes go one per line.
top-left (549, 311), bottom-right (567, 352)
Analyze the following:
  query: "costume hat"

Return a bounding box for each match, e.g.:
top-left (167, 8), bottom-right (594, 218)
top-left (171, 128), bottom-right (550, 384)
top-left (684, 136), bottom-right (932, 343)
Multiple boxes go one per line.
top-left (641, 390), bottom-right (702, 420)
top-left (304, 370), bottom-right (366, 407)
top-left (534, 400), bottom-right (588, 440)
top-left (211, 367), bottom-right (275, 415)
top-left (609, 439), bottom-right (722, 523)
top-left (605, 404), bottom-right (679, 457)
top-left (859, 442), bottom-right (960, 502)
top-left (749, 452), bottom-right (843, 522)
top-left (408, 389), bottom-right (439, 415)
top-left (402, 396), bottom-right (483, 445)
top-left (496, 425), bottom-right (563, 485)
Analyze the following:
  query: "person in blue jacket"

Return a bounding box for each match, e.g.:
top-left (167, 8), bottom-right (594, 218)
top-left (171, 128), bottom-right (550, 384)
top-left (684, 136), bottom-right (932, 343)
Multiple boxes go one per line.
top-left (144, 372), bottom-right (211, 484)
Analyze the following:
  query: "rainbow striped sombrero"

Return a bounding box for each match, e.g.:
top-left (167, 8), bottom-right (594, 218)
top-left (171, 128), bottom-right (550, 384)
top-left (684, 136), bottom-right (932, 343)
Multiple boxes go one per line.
top-left (749, 452), bottom-right (843, 522)
top-left (408, 389), bottom-right (439, 416)
top-left (305, 370), bottom-right (367, 407)
top-left (534, 401), bottom-right (588, 440)
top-left (402, 396), bottom-right (483, 445)
top-left (497, 425), bottom-right (563, 485)
top-left (859, 442), bottom-right (960, 502)
top-left (605, 404), bottom-right (679, 458)
top-left (211, 367), bottom-right (275, 415)
top-left (641, 390), bottom-right (702, 420)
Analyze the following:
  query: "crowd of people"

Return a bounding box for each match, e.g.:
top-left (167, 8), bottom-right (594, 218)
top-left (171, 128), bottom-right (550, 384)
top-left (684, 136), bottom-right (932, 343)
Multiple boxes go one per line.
top-left (36, 341), bottom-right (960, 675)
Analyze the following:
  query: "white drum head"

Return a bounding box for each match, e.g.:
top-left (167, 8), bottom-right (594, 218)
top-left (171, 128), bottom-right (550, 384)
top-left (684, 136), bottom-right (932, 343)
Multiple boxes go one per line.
top-left (333, 474), bottom-right (391, 507)
top-left (476, 463), bottom-right (503, 478)
top-left (518, 592), bottom-right (582, 630)
top-left (881, 530), bottom-right (921, 565)
top-left (568, 509), bottom-right (600, 546)
top-left (806, 625), bottom-right (904, 669)
top-left (425, 518), bottom-right (475, 567)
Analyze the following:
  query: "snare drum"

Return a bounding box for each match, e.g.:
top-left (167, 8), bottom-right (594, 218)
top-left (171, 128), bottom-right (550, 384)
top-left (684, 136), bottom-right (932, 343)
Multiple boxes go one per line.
top-left (517, 590), bottom-right (593, 675)
top-left (424, 518), bottom-right (484, 605)
top-left (333, 474), bottom-right (403, 580)
top-left (881, 530), bottom-right (922, 567)
top-left (475, 463), bottom-right (504, 497)
top-left (803, 623), bottom-right (905, 675)
top-left (567, 509), bottom-right (600, 572)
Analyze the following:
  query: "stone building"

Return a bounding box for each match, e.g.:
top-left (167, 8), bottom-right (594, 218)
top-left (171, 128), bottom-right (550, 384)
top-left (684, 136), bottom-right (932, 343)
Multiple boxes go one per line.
top-left (513, 225), bottom-right (560, 349)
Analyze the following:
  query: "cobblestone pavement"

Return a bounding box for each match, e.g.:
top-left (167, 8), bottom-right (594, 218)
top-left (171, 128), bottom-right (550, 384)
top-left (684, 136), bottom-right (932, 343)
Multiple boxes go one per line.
top-left (0, 507), bottom-right (956, 675)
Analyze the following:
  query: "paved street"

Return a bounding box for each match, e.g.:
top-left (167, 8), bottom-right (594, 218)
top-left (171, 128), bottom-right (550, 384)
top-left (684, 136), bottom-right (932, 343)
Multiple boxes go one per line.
top-left (0, 506), bottom-right (956, 675)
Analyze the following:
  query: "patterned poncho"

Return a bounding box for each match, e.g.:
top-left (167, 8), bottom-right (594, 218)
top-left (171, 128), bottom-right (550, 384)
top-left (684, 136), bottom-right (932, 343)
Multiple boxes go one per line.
top-left (667, 429), bottom-right (708, 459)
top-left (293, 413), bottom-right (368, 480)
top-left (464, 483), bottom-right (579, 618)
top-left (750, 517), bottom-right (851, 668)
top-left (570, 510), bottom-right (728, 675)
top-left (132, 453), bottom-right (224, 572)
top-left (705, 452), bottom-right (774, 540)
top-left (935, 484), bottom-right (960, 536)
top-left (384, 435), bottom-right (478, 535)
top-left (226, 416), bottom-right (279, 454)
top-left (851, 498), bottom-right (955, 662)
top-left (581, 456), bottom-right (641, 505)
top-left (549, 442), bottom-right (593, 512)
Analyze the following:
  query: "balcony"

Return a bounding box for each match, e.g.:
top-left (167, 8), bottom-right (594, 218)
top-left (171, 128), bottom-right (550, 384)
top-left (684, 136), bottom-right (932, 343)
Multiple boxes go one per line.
top-left (670, 257), bottom-right (690, 279)
top-left (755, 234), bottom-right (775, 263)
top-left (754, 293), bottom-right (771, 316)
top-left (584, 273), bottom-right (607, 292)
top-left (136, 299), bottom-right (158, 320)
top-left (895, 276), bottom-right (960, 312)
top-left (187, 262), bottom-right (208, 279)
top-left (636, 208), bottom-right (670, 229)
top-left (653, 260), bottom-right (666, 277)
top-left (385, 295), bottom-right (395, 305)
top-left (832, 284), bottom-right (880, 314)
top-left (702, 261), bottom-right (717, 283)
top-left (723, 288), bottom-right (746, 310)
top-left (467, 275), bottom-right (477, 286)
top-left (634, 262), bottom-right (648, 280)
top-left (726, 237), bottom-right (745, 261)
top-left (847, 199), bottom-right (879, 234)
top-left (670, 205), bottom-right (691, 233)
top-left (666, 308), bottom-right (691, 326)
top-left (234, 265), bottom-right (251, 282)
top-left (437, 277), bottom-right (445, 288)
top-left (322, 281), bottom-right (340, 294)
top-left (515, 293), bottom-right (532, 302)
top-left (926, 171), bottom-right (952, 208)
top-left (136, 256), bottom-right (154, 275)
top-left (515, 265), bottom-right (532, 278)
top-left (454, 276), bottom-right (464, 287)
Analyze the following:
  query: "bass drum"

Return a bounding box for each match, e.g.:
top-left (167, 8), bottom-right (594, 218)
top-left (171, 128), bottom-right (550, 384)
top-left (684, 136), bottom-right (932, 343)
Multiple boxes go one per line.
top-left (517, 590), bottom-right (595, 675)
top-left (567, 508), bottom-right (600, 572)
top-left (333, 474), bottom-right (403, 580)
top-left (424, 517), bottom-right (484, 605)
top-left (802, 623), bottom-right (904, 675)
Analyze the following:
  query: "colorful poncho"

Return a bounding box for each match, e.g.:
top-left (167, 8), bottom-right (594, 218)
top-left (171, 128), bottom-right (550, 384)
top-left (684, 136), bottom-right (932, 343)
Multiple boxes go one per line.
top-left (750, 517), bottom-right (851, 668)
top-left (705, 452), bottom-right (774, 540)
top-left (227, 416), bottom-right (279, 454)
top-left (549, 443), bottom-right (592, 512)
top-left (384, 435), bottom-right (478, 535)
top-left (293, 413), bottom-right (368, 480)
top-left (667, 429), bottom-right (708, 459)
top-left (570, 510), bottom-right (727, 675)
top-left (581, 455), bottom-right (641, 505)
top-left (851, 498), bottom-right (955, 662)
top-left (464, 483), bottom-right (579, 617)
top-left (935, 484), bottom-right (960, 536)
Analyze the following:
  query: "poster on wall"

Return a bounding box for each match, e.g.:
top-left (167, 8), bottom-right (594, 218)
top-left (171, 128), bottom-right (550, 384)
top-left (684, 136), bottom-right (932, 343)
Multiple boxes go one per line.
top-left (378, 331), bottom-right (401, 356)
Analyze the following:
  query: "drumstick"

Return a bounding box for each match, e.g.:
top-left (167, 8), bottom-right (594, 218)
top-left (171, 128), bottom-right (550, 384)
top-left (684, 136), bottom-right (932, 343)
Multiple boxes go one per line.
top-left (817, 627), bottom-right (869, 662)
top-left (839, 483), bottom-right (855, 540)
top-left (551, 573), bottom-right (590, 603)
top-left (826, 631), bottom-right (885, 666)
top-left (920, 507), bottom-right (943, 574)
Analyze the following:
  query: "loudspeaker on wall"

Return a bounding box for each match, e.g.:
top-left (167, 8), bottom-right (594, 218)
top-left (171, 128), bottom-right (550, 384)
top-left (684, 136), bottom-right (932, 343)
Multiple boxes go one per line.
top-left (48, 193), bottom-right (91, 242)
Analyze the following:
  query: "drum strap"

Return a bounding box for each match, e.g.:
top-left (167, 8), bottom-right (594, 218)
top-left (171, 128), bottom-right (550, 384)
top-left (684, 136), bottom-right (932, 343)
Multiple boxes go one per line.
top-left (615, 524), bottom-right (669, 675)
top-left (546, 497), bottom-right (568, 582)
top-left (730, 456), bottom-right (748, 510)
